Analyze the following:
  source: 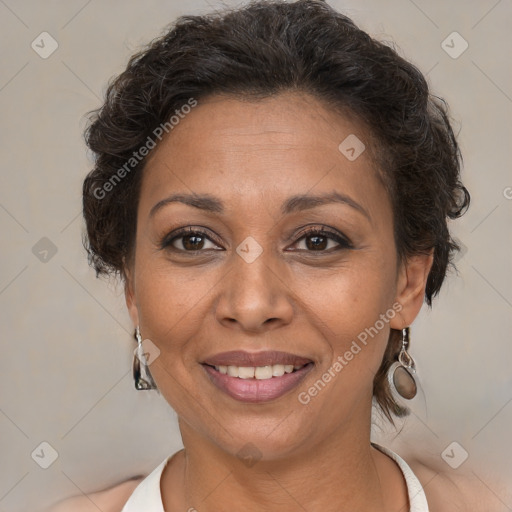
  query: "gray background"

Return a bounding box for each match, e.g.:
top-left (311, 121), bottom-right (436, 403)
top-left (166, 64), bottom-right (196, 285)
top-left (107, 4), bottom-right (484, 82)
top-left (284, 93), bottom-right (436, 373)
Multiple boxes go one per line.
top-left (0, 0), bottom-right (511, 510)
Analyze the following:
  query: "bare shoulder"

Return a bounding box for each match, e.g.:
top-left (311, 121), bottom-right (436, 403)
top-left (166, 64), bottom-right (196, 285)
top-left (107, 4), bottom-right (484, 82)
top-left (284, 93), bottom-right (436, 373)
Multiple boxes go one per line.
top-left (45, 477), bottom-right (144, 512)
top-left (406, 456), bottom-right (511, 512)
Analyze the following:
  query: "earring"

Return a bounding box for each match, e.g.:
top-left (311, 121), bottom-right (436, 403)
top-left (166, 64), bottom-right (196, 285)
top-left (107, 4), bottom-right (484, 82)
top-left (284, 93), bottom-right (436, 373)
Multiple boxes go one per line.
top-left (388, 327), bottom-right (417, 400)
top-left (132, 326), bottom-right (158, 390)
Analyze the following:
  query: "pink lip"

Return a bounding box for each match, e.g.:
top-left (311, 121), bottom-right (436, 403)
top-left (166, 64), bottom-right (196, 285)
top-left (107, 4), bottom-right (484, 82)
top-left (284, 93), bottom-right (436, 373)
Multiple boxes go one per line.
top-left (203, 350), bottom-right (313, 367)
top-left (202, 362), bottom-right (314, 403)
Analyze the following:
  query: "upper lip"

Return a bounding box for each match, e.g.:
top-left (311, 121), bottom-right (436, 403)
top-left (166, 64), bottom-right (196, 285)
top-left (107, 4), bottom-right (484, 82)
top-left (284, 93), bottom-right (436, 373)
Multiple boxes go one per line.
top-left (202, 350), bottom-right (313, 367)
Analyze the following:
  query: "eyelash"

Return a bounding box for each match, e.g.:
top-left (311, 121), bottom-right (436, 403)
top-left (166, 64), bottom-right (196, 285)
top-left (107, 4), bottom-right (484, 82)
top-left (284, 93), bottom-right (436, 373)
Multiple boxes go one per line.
top-left (160, 225), bottom-right (353, 253)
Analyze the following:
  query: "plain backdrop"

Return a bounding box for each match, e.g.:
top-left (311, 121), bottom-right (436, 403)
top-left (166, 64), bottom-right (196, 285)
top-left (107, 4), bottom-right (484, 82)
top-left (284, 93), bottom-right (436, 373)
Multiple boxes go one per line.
top-left (0, 0), bottom-right (511, 510)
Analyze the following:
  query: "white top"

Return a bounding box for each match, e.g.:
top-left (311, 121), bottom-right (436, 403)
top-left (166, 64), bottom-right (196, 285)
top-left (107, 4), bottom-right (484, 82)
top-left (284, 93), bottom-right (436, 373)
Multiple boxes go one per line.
top-left (121, 443), bottom-right (429, 511)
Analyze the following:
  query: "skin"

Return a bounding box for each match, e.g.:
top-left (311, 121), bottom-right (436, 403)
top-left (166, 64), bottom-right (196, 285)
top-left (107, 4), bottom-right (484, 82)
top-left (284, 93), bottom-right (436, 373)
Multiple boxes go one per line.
top-left (122, 91), bottom-right (433, 511)
top-left (50, 93), bottom-right (509, 512)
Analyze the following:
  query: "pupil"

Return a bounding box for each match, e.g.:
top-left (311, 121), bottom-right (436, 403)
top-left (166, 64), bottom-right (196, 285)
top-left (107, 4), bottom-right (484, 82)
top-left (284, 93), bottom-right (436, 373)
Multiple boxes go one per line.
top-left (307, 235), bottom-right (327, 250)
top-left (183, 234), bottom-right (204, 250)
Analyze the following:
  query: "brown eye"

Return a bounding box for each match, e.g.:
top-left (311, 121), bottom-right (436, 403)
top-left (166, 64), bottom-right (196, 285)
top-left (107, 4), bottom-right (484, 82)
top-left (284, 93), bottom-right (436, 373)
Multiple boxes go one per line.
top-left (180, 233), bottom-right (206, 250)
top-left (160, 227), bottom-right (222, 252)
top-left (304, 234), bottom-right (329, 250)
top-left (292, 227), bottom-right (352, 252)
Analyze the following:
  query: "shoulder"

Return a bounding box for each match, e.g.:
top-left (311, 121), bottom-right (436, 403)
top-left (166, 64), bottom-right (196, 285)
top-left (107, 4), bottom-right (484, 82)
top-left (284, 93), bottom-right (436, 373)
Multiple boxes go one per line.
top-left (45, 477), bottom-right (144, 512)
top-left (406, 456), bottom-right (510, 512)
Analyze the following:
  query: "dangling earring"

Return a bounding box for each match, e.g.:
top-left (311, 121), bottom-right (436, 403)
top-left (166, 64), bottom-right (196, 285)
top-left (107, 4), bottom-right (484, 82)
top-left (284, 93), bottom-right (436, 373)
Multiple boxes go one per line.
top-left (388, 327), bottom-right (417, 400)
top-left (132, 326), bottom-right (157, 390)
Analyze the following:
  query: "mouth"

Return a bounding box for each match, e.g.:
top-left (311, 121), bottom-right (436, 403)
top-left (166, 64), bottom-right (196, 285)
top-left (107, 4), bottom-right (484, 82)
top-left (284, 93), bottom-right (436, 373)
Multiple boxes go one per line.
top-left (201, 351), bottom-right (314, 403)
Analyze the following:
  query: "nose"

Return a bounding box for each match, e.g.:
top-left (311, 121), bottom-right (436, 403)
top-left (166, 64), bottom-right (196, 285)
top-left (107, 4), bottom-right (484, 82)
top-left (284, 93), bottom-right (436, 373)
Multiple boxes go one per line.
top-left (214, 250), bottom-right (294, 334)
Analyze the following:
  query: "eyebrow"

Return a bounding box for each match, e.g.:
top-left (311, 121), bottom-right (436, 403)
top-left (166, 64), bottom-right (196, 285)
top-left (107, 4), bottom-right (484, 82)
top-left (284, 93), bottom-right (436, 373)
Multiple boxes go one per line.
top-left (149, 191), bottom-right (371, 222)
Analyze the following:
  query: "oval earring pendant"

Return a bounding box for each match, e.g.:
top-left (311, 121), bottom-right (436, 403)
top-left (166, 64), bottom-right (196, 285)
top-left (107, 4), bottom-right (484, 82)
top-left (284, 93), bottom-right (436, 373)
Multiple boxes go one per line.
top-left (392, 365), bottom-right (417, 400)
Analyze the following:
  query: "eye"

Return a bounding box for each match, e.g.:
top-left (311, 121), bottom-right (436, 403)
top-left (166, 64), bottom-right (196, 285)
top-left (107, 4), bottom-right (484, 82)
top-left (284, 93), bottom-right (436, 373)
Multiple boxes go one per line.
top-left (160, 225), bottom-right (352, 254)
top-left (291, 226), bottom-right (352, 252)
top-left (160, 227), bottom-right (223, 252)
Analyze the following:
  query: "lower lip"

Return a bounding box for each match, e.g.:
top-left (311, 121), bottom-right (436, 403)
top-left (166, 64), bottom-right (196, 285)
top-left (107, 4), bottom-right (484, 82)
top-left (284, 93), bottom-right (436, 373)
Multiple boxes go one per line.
top-left (202, 363), bottom-right (314, 403)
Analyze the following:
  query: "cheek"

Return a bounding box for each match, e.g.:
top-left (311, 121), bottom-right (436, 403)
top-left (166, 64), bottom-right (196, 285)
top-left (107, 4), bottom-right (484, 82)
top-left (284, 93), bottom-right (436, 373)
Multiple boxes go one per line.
top-left (312, 252), bottom-right (397, 370)
top-left (295, 264), bottom-right (397, 424)
top-left (313, 252), bottom-right (396, 322)
top-left (135, 243), bottom-right (214, 320)
top-left (133, 266), bottom-right (209, 418)
top-left (133, 260), bottom-right (202, 355)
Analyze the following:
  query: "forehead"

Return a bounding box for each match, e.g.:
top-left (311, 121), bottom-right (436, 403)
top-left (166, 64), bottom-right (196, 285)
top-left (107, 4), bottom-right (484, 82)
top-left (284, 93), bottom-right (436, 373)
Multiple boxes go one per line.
top-left (140, 92), bottom-right (387, 220)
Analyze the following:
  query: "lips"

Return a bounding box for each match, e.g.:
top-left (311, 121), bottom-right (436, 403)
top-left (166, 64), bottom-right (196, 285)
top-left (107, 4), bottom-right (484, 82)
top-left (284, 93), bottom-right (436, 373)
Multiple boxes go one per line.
top-left (201, 350), bottom-right (314, 403)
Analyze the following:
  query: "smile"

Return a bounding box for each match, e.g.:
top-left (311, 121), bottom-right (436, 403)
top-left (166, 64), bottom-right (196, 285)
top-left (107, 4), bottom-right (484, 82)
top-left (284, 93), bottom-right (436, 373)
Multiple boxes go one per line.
top-left (201, 351), bottom-right (314, 403)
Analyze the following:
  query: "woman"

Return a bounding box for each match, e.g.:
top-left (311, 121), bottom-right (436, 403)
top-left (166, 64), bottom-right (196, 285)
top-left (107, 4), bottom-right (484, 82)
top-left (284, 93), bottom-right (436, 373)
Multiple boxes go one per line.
top-left (52, 0), bottom-right (489, 510)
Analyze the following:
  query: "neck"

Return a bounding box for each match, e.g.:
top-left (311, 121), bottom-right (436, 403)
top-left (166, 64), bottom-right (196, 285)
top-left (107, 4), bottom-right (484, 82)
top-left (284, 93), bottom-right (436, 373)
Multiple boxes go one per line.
top-left (161, 410), bottom-right (407, 511)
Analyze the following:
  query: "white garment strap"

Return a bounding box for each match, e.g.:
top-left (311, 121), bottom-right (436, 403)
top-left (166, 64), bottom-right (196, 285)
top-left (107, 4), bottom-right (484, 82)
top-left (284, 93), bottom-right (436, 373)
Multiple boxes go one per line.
top-left (121, 456), bottom-right (168, 512)
top-left (372, 443), bottom-right (430, 511)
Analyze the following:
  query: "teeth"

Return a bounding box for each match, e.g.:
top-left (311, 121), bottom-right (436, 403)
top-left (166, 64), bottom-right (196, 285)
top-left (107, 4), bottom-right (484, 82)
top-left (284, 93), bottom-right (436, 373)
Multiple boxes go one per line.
top-left (272, 364), bottom-right (285, 377)
top-left (213, 363), bottom-right (307, 380)
top-left (227, 365), bottom-right (239, 377)
top-left (238, 366), bottom-right (255, 379)
top-left (255, 366), bottom-right (273, 379)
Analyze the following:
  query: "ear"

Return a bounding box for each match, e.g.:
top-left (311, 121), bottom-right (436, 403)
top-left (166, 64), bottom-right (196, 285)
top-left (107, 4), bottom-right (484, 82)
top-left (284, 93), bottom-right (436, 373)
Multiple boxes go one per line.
top-left (390, 250), bottom-right (434, 329)
top-left (124, 265), bottom-right (139, 327)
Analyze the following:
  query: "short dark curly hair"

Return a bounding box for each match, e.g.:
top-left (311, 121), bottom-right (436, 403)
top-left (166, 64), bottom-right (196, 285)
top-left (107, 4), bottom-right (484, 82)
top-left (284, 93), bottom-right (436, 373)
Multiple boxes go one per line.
top-left (82, 0), bottom-right (469, 422)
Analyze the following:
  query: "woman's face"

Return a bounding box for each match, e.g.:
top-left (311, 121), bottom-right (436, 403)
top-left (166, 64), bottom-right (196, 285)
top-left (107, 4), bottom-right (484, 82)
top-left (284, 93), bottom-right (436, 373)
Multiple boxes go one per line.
top-left (125, 92), bottom-right (429, 459)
